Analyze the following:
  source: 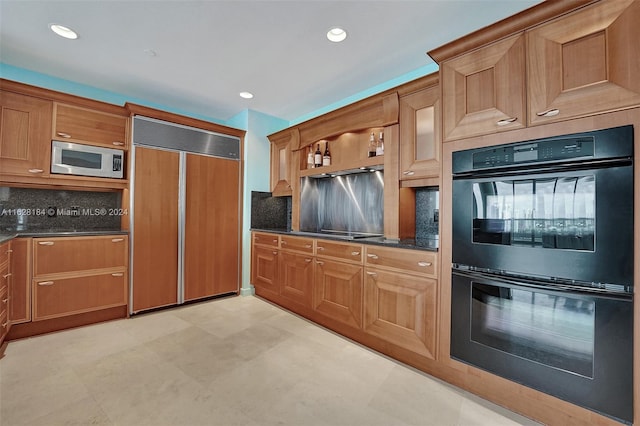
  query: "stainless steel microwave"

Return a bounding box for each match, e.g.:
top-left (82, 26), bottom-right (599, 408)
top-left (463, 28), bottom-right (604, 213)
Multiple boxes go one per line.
top-left (51, 140), bottom-right (124, 179)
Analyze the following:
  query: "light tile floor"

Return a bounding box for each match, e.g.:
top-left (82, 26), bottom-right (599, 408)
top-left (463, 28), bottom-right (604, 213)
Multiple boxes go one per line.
top-left (0, 296), bottom-right (541, 426)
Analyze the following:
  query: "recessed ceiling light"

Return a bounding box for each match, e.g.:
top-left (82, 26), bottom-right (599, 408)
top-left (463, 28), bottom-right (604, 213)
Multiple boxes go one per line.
top-left (239, 91), bottom-right (254, 99)
top-left (327, 27), bottom-right (347, 43)
top-left (49, 23), bottom-right (78, 40)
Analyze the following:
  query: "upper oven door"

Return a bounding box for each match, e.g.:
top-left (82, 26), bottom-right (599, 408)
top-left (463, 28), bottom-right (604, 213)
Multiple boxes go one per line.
top-left (452, 163), bottom-right (633, 286)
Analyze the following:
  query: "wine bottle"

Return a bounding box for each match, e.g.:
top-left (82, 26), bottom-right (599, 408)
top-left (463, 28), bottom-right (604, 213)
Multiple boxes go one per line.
top-left (323, 142), bottom-right (331, 166)
top-left (314, 143), bottom-right (322, 167)
top-left (368, 132), bottom-right (377, 157)
top-left (307, 147), bottom-right (315, 169)
top-left (376, 131), bottom-right (384, 156)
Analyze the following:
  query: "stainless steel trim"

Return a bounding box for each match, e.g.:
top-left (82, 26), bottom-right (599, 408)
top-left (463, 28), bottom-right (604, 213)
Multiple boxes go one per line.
top-left (177, 152), bottom-right (187, 305)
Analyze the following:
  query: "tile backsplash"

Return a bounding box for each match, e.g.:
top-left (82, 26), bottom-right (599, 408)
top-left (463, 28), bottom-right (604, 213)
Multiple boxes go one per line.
top-left (250, 191), bottom-right (291, 230)
top-left (0, 187), bottom-right (122, 232)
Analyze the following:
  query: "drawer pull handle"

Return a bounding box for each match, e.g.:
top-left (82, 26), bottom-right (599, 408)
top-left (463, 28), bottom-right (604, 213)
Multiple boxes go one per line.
top-left (28, 168), bottom-right (44, 174)
top-left (111, 238), bottom-right (124, 242)
top-left (317, 246), bottom-right (325, 251)
top-left (316, 261), bottom-right (324, 265)
top-left (304, 244), bottom-right (312, 248)
top-left (6, 249), bottom-right (13, 253)
top-left (38, 281), bottom-right (54, 286)
top-left (281, 241), bottom-right (287, 245)
top-left (111, 273), bottom-right (124, 277)
top-left (536, 108), bottom-right (560, 117)
top-left (38, 241), bottom-right (55, 246)
top-left (496, 117), bottom-right (517, 126)
top-left (2, 298), bottom-right (8, 303)
top-left (112, 141), bottom-right (125, 146)
top-left (272, 239), bottom-right (278, 243)
top-left (305, 258), bottom-right (312, 263)
top-left (366, 271), bottom-right (377, 277)
top-left (351, 251), bottom-right (360, 256)
top-left (417, 261), bottom-right (432, 267)
top-left (367, 254), bottom-right (379, 260)
top-left (57, 132), bottom-right (72, 138)
top-left (3, 273), bottom-right (11, 279)
top-left (272, 251), bottom-right (278, 255)
top-left (1, 322), bottom-right (7, 327)
top-left (402, 170), bottom-right (415, 176)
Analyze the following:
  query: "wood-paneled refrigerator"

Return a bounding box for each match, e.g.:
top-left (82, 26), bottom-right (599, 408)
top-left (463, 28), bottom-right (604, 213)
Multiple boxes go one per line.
top-left (130, 116), bottom-right (242, 313)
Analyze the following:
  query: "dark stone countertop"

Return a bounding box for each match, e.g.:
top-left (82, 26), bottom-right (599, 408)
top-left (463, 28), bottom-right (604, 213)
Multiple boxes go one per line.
top-left (0, 229), bottom-right (128, 244)
top-left (250, 228), bottom-right (438, 252)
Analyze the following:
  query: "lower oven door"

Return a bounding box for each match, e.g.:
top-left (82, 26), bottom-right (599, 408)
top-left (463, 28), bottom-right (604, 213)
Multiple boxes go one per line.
top-left (451, 269), bottom-right (633, 424)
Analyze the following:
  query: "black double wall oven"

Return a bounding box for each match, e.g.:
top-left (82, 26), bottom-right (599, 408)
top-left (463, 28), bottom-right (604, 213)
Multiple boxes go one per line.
top-left (451, 125), bottom-right (634, 424)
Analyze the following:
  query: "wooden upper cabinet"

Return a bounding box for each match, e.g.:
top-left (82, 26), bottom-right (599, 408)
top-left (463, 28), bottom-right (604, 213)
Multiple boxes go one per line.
top-left (399, 84), bottom-right (441, 179)
top-left (269, 128), bottom-right (298, 197)
top-left (53, 103), bottom-right (128, 149)
top-left (441, 33), bottom-right (526, 142)
top-left (0, 91), bottom-right (53, 177)
top-left (527, 0), bottom-right (640, 126)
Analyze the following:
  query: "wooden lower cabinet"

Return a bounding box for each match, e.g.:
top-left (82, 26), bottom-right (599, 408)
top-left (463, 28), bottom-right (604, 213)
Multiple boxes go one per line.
top-left (9, 238), bottom-right (31, 324)
top-left (364, 268), bottom-right (437, 359)
top-left (313, 259), bottom-right (363, 328)
top-left (279, 252), bottom-right (313, 307)
top-left (32, 271), bottom-right (127, 321)
top-left (251, 244), bottom-right (279, 299)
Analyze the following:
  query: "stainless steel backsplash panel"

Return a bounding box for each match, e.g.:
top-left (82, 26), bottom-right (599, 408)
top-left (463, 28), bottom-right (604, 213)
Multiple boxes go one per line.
top-left (300, 172), bottom-right (384, 233)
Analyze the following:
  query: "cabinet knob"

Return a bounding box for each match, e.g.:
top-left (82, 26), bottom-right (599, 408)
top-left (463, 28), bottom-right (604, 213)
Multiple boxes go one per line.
top-left (417, 261), bottom-right (432, 267)
top-left (316, 261), bottom-right (324, 265)
top-left (3, 273), bottom-right (11, 279)
top-left (317, 246), bottom-right (325, 251)
top-left (112, 141), bottom-right (125, 146)
top-left (536, 108), bottom-right (560, 117)
top-left (28, 168), bottom-right (44, 174)
top-left (2, 298), bottom-right (8, 303)
top-left (1, 322), bottom-right (7, 328)
top-left (281, 240), bottom-right (287, 245)
top-left (38, 241), bottom-right (55, 246)
top-left (366, 271), bottom-right (377, 277)
top-left (304, 258), bottom-right (312, 263)
top-left (304, 244), bottom-right (312, 248)
top-left (367, 253), bottom-right (379, 260)
top-left (6, 249), bottom-right (13, 253)
top-left (402, 170), bottom-right (415, 176)
top-left (38, 281), bottom-right (54, 286)
top-left (272, 239), bottom-right (278, 243)
top-left (496, 117), bottom-right (517, 126)
top-left (111, 238), bottom-right (124, 242)
top-left (272, 251), bottom-right (278, 255)
top-left (57, 132), bottom-right (72, 138)
top-left (351, 251), bottom-right (360, 256)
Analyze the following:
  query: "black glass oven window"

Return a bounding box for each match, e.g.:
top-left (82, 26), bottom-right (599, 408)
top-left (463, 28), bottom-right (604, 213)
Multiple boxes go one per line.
top-left (471, 283), bottom-right (595, 378)
top-left (61, 149), bottom-right (102, 169)
top-left (472, 175), bottom-right (595, 250)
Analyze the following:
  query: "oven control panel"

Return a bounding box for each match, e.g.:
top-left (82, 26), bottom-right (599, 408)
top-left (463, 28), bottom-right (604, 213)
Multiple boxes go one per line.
top-left (472, 137), bottom-right (595, 169)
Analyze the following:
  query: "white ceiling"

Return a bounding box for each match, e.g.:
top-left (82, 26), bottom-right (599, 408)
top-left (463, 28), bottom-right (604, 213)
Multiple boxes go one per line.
top-left (0, 0), bottom-right (540, 124)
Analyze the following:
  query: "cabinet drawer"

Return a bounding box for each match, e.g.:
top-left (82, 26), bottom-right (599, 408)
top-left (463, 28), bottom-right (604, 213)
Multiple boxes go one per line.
top-left (33, 271), bottom-right (127, 321)
top-left (315, 240), bottom-right (363, 263)
top-left (33, 235), bottom-right (128, 276)
top-left (280, 235), bottom-right (314, 253)
top-left (54, 103), bottom-right (128, 148)
top-left (253, 232), bottom-right (279, 247)
top-left (364, 246), bottom-right (437, 278)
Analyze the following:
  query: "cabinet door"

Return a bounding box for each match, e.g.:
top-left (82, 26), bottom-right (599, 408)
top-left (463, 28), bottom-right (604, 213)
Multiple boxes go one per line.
top-left (32, 271), bottom-right (127, 321)
top-left (314, 259), bottom-right (363, 329)
top-left (251, 245), bottom-right (279, 298)
top-left (364, 268), bottom-right (437, 359)
top-left (184, 154), bottom-right (240, 301)
top-left (269, 130), bottom-right (294, 196)
top-left (0, 91), bottom-right (53, 177)
top-left (8, 238), bottom-right (31, 324)
top-left (33, 235), bottom-right (128, 276)
top-left (132, 147), bottom-right (179, 312)
top-left (53, 103), bottom-right (128, 148)
top-left (279, 251), bottom-right (313, 307)
top-left (400, 85), bottom-right (441, 179)
top-left (527, 0), bottom-right (640, 125)
top-left (440, 33), bottom-right (525, 141)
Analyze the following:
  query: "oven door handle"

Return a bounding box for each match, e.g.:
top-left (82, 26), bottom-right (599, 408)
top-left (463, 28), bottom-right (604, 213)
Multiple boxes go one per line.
top-left (451, 268), bottom-right (632, 301)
